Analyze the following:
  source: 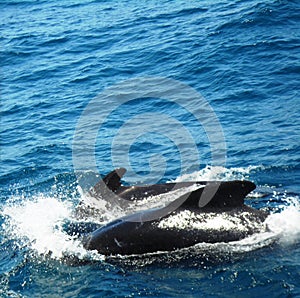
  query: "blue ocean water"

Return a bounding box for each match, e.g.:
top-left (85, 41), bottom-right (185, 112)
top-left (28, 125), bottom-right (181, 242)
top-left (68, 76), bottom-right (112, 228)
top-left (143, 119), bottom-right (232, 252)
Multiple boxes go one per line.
top-left (1, 0), bottom-right (300, 297)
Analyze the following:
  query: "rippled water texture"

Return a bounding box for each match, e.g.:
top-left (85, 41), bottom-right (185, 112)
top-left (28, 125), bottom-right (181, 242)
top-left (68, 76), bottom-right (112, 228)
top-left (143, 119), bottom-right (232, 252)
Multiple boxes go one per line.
top-left (1, 0), bottom-right (299, 297)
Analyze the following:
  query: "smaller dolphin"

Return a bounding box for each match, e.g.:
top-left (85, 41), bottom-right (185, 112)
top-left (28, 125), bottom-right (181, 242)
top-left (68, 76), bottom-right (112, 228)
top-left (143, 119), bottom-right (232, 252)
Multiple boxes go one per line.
top-left (89, 167), bottom-right (207, 201)
top-left (76, 168), bottom-right (211, 218)
top-left (82, 169), bottom-right (268, 255)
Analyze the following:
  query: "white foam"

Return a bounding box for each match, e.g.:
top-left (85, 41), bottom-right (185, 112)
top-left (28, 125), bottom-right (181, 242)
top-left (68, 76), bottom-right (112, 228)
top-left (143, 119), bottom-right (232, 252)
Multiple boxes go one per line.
top-left (2, 196), bottom-right (103, 261)
top-left (265, 196), bottom-right (300, 245)
top-left (157, 210), bottom-right (264, 232)
top-left (173, 165), bottom-right (262, 182)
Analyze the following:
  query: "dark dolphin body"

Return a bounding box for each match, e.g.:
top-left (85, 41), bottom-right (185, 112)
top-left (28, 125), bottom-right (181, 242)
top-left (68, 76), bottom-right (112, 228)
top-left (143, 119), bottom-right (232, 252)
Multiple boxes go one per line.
top-left (89, 167), bottom-right (207, 202)
top-left (81, 168), bottom-right (269, 256)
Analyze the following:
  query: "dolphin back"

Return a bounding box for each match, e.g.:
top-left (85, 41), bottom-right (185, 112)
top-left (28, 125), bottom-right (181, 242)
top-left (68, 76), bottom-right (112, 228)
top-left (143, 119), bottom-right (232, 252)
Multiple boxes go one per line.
top-left (180, 180), bottom-right (256, 209)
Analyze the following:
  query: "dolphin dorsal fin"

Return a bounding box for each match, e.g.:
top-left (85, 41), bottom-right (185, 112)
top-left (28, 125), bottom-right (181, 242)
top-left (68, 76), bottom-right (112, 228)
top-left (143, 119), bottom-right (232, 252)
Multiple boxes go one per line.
top-left (179, 180), bottom-right (256, 209)
top-left (102, 168), bottom-right (127, 192)
top-left (89, 168), bottom-right (127, 197)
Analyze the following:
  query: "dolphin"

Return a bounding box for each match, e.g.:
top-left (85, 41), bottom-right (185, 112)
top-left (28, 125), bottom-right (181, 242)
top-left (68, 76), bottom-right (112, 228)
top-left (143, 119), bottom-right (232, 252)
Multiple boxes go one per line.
top-left (82, 168), bottom-right (269, 255)
top-left (76, 167), bottom-right (214, 218)
top-left (89, 167), bottom-right (208, 202)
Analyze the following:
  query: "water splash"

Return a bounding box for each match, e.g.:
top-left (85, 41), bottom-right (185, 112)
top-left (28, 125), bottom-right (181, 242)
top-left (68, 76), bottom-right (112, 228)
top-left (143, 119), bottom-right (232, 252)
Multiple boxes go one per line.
top-left (265, 196), bottom-right (300, 245)
top-left (1, 196), bottom-right (103, 261)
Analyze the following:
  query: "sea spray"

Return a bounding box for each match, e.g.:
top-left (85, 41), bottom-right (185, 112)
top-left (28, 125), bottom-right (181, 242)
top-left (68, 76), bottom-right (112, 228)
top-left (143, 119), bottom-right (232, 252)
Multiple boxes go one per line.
top-left (2, 196), bottom-right (102, 261)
